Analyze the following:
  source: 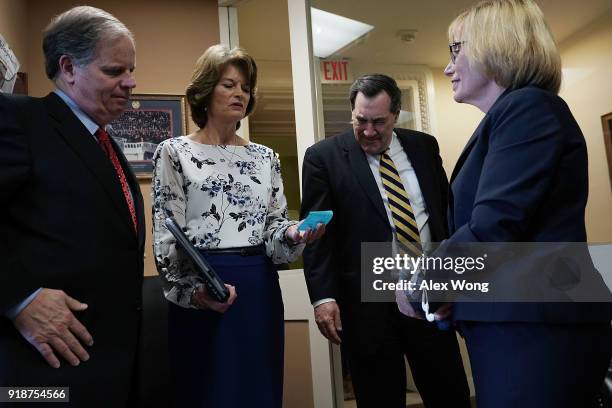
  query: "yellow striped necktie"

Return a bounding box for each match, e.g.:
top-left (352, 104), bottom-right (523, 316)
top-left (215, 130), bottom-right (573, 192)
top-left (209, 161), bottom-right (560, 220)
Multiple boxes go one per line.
top-left (379, 150), bottom-right (422, 257)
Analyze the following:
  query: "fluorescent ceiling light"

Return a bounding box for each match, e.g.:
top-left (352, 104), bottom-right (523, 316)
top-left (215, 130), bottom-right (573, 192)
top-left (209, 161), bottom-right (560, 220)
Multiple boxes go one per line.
top-left (311, 7), bottom-right (374, 58)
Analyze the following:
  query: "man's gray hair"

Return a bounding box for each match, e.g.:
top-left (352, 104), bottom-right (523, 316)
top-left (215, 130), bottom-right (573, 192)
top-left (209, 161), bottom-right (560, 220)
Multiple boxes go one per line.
top-left (43, 6), bottom-right (133, 80)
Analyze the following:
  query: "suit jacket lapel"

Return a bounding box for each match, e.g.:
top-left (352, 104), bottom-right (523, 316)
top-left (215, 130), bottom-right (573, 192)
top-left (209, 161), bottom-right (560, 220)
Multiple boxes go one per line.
top-left (447, 123), bottom-right (483, 233)
top-left (43, 93), bottom-right (136, 236)
top-left (449, 122), bottom-right (482, 184)
top-left (451, 87), bottom-right (513, 184)
top-left (343, 132), bottom-right (389, 224)
top-left (396, 130), bottom-right (443, 239)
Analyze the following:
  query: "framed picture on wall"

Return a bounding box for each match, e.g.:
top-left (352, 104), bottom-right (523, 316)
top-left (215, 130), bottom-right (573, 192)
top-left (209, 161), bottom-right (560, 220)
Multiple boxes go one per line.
top-left (602, 112), bottom-right (612, 190)
top-left (108, 94), bottom-right (188, 178)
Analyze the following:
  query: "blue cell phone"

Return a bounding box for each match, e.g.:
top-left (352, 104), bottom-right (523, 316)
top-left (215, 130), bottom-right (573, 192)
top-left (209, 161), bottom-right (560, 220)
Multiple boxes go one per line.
top-left (298, 210), bottom-right (333, 232)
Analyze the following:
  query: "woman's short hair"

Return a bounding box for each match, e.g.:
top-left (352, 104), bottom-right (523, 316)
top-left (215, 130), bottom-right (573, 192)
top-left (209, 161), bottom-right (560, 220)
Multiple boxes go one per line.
top-left (43, 6), bottom-right (133, 80)
top-left (449, 0), bottom-right (561, 94)
top-left (186, 45), bottom-right (258, 129)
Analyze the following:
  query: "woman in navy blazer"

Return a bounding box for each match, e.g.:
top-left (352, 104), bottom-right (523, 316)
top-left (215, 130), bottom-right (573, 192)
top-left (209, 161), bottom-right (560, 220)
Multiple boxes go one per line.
top-left (438, 0), bottom-right (612, 406)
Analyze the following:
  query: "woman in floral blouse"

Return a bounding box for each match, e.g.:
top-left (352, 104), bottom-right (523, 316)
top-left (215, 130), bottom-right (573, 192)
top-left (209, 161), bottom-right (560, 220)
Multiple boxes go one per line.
top-left (152, 44), bottom-right (324, 408)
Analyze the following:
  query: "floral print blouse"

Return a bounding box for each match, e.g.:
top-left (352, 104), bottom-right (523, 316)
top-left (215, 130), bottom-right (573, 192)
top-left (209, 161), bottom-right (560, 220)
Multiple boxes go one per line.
top-left (152, 136), bottom-right (303, 308)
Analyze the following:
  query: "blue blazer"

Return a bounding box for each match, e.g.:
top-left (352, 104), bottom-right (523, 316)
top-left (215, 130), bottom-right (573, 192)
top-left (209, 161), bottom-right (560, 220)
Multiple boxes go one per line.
top-left (445, 86), bottom-right (612, 322)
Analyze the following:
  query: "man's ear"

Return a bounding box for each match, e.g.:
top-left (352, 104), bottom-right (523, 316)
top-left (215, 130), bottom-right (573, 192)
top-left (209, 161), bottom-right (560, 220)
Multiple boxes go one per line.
top-left (58, 55), bottom-right (77, 84)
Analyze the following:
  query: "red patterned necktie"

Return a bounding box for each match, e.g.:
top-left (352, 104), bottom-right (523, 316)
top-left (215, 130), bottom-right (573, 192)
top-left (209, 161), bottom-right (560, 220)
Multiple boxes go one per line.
top-left (96, 128), bottom-right (138, 233)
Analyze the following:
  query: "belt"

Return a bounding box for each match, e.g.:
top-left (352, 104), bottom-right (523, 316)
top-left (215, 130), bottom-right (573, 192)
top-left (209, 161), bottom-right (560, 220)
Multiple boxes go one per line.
top-left (203, 244), bottom-right (265, 256)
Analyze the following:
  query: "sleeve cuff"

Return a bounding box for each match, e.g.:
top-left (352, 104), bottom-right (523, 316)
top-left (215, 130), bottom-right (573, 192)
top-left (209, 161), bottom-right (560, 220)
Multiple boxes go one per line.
top-left (312, 298), bottom-right (336, 308)
top-left (5, 288), bottom-right (42, 320)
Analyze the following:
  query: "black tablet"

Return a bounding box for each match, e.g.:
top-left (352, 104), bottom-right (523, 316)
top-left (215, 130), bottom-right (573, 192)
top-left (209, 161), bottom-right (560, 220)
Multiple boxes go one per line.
top-left (164, 217), bottom-right (230, 303)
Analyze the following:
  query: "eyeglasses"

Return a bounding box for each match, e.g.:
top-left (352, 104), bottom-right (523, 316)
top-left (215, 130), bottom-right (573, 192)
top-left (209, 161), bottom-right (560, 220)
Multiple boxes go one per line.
top-left (449, 41), bottom-right (465, 63)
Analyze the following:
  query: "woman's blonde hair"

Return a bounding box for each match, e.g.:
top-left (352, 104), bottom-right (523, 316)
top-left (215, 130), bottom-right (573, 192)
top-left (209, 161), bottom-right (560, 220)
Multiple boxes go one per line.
top-left (186, 44), bottom-right (257, 129)
top-left (449, 0), bottom-right (561, 93)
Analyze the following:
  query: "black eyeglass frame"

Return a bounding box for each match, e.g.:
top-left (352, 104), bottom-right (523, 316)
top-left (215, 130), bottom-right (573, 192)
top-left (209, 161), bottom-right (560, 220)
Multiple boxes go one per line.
top-left (449, 41), bottom-right (466, 63)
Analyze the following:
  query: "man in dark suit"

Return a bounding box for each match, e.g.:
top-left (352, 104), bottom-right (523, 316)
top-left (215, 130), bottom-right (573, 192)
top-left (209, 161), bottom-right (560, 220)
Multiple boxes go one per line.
top-left (300, 74), bottom-right (470, 408)
top-left (0, 6), bottom-right (144, 407)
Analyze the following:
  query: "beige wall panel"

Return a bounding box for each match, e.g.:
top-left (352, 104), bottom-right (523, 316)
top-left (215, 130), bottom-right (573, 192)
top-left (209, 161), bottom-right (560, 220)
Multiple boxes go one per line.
top-left (284, 321), bottom-right (315, 408)
top-left (558, 10), bottom-right (612, 242)
top-left (140, 180), bottom-right (157, 277)
top-left (0, 0), bottom-right (28, 72)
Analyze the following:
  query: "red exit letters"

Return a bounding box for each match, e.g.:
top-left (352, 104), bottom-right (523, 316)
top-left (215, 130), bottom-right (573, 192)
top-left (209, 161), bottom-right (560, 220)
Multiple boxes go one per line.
top-left (321, 60), bottom-right (350, 82)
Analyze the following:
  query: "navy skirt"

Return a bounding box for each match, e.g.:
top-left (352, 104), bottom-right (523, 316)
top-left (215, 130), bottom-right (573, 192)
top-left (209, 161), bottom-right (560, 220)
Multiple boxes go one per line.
top-left (168, 250), bottom-right (284, 408)
top-left (460, 321), bottom-right (612, 408)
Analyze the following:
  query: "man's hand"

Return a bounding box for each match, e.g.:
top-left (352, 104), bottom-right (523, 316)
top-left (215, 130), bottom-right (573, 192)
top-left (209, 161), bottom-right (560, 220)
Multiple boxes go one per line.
top-left (395, 287), bottom-right (424, 319)
top-left (314, 301), bottom-right (342, 345)
top-left (434, 303), bottom-right (453, 321)
top-left (13, 288), bottom-right (93, 368)
top-left (191, 284), bottom-right (237, 313)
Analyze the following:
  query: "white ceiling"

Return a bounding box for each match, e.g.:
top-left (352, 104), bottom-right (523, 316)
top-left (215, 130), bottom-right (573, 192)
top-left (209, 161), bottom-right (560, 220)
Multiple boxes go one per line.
top-left (237, 0), bottom-right (612, 67)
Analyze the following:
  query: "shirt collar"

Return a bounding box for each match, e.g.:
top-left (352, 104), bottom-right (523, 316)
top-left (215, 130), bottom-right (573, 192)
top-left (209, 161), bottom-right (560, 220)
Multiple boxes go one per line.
top-left (366, 131), bottom-right (399, 159)
top-left (53, 89), bottom-right (101, 136)
top-left (388, 131), bottom-right (401, 155)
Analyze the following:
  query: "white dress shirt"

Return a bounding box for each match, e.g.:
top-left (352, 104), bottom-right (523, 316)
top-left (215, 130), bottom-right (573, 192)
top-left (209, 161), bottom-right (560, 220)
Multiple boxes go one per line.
top-left (366, 132), bottom-right (432, 247)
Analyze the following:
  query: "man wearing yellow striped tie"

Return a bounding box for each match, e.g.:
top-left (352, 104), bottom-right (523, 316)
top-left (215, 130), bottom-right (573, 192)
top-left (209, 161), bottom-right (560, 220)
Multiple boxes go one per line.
top-left (301, 74), bottom-right (470, 408)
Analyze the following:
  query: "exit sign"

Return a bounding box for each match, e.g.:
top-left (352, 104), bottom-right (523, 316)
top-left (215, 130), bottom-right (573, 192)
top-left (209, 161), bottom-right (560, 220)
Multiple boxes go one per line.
top-left (320, 60), bottom-right (352, 83)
